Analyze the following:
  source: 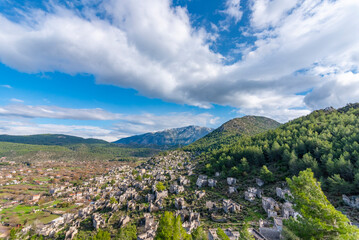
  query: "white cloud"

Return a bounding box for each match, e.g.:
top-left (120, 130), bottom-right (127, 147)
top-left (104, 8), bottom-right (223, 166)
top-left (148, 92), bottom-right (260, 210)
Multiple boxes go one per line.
top-left (113, 112), bottom-right (219, 137)
top-left (0, 104), bottom-right (218, 140)
top-left (0, 85), bottom-right (12, 88)
top-left (0, 0), bottom-right (358, 122)
top-left (0, 119), bottom-right (115, 141)
top-left (220, 0), bottom-right (243, 28)
top-left (10, 98), bottom-right (24, 103)
top-left (250, 0), bottom-right (298, 29)
top-left (0, 104), bottom-right (122, 120)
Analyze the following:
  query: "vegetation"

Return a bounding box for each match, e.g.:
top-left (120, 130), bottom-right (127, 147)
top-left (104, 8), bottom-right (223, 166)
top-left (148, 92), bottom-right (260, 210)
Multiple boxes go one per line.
top-left (200, 104), bottom-right (359, 195)
top-left (155, 211), bottom-right (192, 240)
top-left (92, 229), bottom-right (111, 240)
top-left (191, 227), bottom-right (208, 240)
top-left (284, 169), bottom-right (359, 239)
top-left (156, 182), bottom-right (166, 191)
top-left (216, 228), bottom-right (230, 240)
top-left (184, 116), bottom-right (280, 152)
top-left (0, 134), bottom-right (107, 145)
top-left (117, 224), bottom-right (137, 240)
top-left (0, 141), bottom-right (159, 161)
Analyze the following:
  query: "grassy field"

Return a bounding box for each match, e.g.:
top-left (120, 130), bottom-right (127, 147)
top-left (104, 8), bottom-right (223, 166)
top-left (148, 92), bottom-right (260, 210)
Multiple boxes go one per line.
top-left (0, 200), bottom-right (77, 225)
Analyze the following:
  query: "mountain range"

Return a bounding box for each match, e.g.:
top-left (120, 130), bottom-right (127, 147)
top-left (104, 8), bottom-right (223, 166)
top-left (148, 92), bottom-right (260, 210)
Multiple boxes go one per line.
top-left (0, 134), bottom-right (107, 146)
top-left (114, 125), bottom-right (214, 148)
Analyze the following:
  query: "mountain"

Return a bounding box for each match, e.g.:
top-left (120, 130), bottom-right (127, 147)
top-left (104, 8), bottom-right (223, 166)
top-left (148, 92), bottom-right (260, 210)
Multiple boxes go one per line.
top-left (185, 115), bottom-right (281, 151)
top-left (0, 134), bottom-right (107, 146)
top-left (202, 103), bottom-right (359, 196)
top-left (114, 126), bottom-right (213, 148)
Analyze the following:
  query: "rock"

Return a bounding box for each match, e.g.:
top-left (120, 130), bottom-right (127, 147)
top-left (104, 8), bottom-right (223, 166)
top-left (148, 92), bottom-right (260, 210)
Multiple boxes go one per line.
top-left (195, 190), bottom-right (205, 199)
top-left (208, 179), bottom-right (217, 188)
top-left (206, 201), bottom-right (216, 211)
top-left (155, 190), bottom-right (168, 200)
top-left (178, 176), bottom-right (190, 185)
top-left (228, 186), bottom-right (237, 194)
top-left (276, 187), bottom-right (292, 200)
top-left (92, 213), bottom-right (105, 230)
top-left (223, 199), bottom-right (241, 213)
top-left (146, 193), bottom-right (155, 203)
top-left (65, 226), bottom-right (78, 240)
top-left (342, 195), bottom-right (359, 209)
top-left (262, 197), bottom-right (280, 218)
top-left (215, 172), bottom-right (220, 177)
top-left (118, 215), bottom-right (130, 227)
top-left (244, 191), bottom-right (256, 202)
top-left (196, 175), bottom-right (208, 188)
top-left (175, 198), bottom-right (187, 210)
top-left (256, 178), bottom-right (264, 187)
top-left (227, 177), bottom-right (237, 185)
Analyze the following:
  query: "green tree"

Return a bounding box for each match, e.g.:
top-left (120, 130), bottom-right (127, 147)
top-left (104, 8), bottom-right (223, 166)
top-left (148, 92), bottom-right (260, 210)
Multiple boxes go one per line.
top-left (155, 211), bottom-right (191, 240)
top-left (110, 197), bottom-right (118, 204)
top-left (93, 229), bottom-right (111, 240)
top-left (118, 224), bottom-right (137, 240)
top-left (260, 165), bottom-right (274, 182)
top-left (240, 222), bottom-right (255, 240)
top-left (216, 228), bottom-right (230, 240)
top-left (327, 174), bottom-right (352, 195)
top-left (191, 227), bottom-right (208, 240)
top-left (284, 169), bottom-right (359, 239)
top-left (156, 182), bottom-right (166, 192)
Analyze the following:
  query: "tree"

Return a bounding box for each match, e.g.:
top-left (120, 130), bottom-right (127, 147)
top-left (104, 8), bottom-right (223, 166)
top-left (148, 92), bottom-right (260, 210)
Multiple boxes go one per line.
top-left (191, 227), bottom-right (208, 240)
top-left (239, 222), bottom-right (255, 240)
top-left (93, 229), bottom-right (111, 240)
top-left (284, 169), bottom-right (359, 239)
top-left (118, 224), bottom-right (137, 240)
top-left (260, 165), bottom-right (274, 182)
top-left (155, 211), bottom-right (191, 240)
top-left (156, 182), bottom-right (166, 192)
top-left (216, 228), bottom-right (230, 240)
top-left (327, 174), bottom-right (352, 195)
top-left (110, 197), bottom-right (118, 204)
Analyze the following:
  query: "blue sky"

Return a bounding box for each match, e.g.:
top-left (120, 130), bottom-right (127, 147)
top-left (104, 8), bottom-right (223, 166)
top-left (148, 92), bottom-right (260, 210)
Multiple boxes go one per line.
top-left (0, 0), bottom-right (358, 141)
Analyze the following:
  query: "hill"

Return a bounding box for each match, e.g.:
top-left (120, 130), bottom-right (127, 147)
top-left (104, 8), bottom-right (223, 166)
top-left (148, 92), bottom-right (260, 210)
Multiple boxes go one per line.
top-left (0, 134), bottom-right (107, 146)
top-left (185, 115), bottom-right (281, 151)
top-left (201, 103), bottom-right (359, 196)
top-left (0, 141), bottom-right (160, 162)
top-left (114, 125), bottom-right (213, 148)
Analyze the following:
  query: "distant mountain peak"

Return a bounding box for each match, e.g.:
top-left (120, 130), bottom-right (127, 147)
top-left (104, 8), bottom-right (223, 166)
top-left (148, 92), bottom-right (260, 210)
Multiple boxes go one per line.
top-left (114, 125), bottom-right (214, 148)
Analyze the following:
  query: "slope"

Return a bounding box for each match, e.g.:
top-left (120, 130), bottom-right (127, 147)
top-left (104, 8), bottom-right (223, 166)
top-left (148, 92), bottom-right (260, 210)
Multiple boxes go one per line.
top-left (185, 115), bottom-right (281, 151)
top-left (0, 134), bottom-right (107, 146)
top-left (114, 125), bottom-right (213, 149)
top-left (202, 103), bottom-right (359, 196)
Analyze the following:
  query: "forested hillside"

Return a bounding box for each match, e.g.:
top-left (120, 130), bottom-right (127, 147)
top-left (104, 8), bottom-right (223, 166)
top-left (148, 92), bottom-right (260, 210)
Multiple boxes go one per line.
top-left (200, 104), bottom-right (359, 195)
top-left (115, 125), bottom-right (213, 149)
top-left (0, 142), bottom-right (159, 162)
top-left (0, 134), bottom-right (107, 145)
top-left (185, 116), bottom-right (280, 151)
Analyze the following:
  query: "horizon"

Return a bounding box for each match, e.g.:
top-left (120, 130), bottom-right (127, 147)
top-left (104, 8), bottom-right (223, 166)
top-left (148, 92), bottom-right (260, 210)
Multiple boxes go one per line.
top-left (0, 0), bottom-right (358, 141)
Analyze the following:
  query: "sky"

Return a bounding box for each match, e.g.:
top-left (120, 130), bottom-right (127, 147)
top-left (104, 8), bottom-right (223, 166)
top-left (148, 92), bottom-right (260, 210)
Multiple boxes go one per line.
top-left (0, 0), bottom-right (358, 141)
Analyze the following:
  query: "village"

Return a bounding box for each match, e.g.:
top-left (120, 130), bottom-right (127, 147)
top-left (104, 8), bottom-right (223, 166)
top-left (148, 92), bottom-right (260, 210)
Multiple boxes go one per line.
top-left (1, 150), bottom-right (359, 240)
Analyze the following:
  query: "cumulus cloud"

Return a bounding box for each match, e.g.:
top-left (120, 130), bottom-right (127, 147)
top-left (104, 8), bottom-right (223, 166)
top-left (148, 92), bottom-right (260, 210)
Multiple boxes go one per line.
top-left (113, 112), bottom-right (219, 137)
top-left (0, 119), bottom-right (115, 141)
top-left (0, 104), bottom-right (218, 140)
top-left (0, 0), bottom-right (358, 122)
top-left (220, 0), bottom-right (243, 29)
top-left (0, 104), bottom-right (122, 120)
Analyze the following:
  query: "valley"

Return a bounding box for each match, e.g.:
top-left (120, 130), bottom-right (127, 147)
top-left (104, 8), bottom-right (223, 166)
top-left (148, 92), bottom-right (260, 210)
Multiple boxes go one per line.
top-left (1, 104), bottom-right (359, 239)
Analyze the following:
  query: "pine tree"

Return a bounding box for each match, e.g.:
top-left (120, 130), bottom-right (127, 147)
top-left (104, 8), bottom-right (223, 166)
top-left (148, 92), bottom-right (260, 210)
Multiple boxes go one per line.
top-left (284, 169), bottom-right (359, 239)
